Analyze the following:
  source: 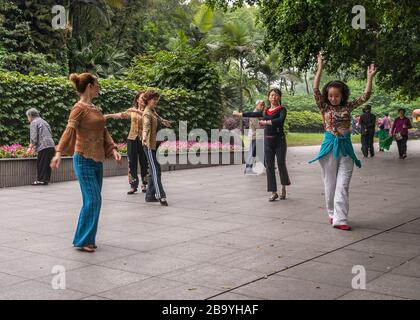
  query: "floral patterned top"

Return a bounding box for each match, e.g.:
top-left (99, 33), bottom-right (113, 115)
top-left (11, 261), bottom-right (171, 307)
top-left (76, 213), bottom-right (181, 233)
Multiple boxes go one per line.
top-left (314, 88), bottom-right (371, 136)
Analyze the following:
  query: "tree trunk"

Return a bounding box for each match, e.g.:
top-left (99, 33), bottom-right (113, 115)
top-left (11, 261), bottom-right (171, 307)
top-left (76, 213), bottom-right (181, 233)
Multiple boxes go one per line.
top-left (239, 55), bottom-right (244, 132)
top-left (304, 71), bottom-right (310, 94)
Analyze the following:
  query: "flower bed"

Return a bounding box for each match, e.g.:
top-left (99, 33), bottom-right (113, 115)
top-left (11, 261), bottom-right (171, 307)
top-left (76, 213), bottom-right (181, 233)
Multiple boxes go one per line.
top-left (0, 141), bottom-right (245, 188)
top-left (0, 144), bottom-right (35, 159)
top-left (0, 141), bottom-right (242, 159)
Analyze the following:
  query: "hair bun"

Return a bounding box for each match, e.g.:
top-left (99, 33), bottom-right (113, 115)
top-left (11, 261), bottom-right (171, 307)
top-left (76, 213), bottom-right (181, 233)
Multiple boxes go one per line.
top-left (69, 73), bottom-right (80, 84)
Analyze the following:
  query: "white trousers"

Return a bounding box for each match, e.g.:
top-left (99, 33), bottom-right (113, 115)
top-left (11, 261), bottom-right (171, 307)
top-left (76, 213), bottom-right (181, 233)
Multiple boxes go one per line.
top-left (319, 151), bottom-right (354, 226)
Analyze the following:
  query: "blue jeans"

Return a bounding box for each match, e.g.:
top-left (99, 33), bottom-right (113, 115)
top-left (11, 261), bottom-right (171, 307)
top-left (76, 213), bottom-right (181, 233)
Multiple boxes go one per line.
top-left (72, 153), bottom-right (103, 247)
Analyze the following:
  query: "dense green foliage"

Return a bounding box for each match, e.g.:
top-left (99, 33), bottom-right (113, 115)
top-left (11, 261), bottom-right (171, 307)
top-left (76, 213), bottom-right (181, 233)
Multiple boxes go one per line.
top-left (207, 0), bottom-right (420, 99)
top-left (0, 72), bottom-right (209, 145)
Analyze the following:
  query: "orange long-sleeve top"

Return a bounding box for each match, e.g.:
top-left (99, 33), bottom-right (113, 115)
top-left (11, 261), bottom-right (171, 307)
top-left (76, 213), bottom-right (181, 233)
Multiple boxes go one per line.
top-left (56, 102), bottom-right (117, 162)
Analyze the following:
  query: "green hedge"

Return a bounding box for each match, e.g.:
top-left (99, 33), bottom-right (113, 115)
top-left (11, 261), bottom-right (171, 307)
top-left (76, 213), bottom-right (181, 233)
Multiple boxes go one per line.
top-left (0, 72), bottom-right (223, 145)
top-left (286, 111), bottom-right (323, 133)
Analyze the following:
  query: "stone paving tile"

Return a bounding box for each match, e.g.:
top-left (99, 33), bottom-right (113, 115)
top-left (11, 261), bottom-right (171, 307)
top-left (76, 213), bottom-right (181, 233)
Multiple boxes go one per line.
top-left (365, 273), bottom-right (420, 300)
top-left (231, 275), bottom-right (351, 300)
top-left (0, 254), bottom-right (88, 280)
top-left (390, 256), bottom-right (420, 278)
top-left (338, 290), bottom-right (410, 300)
top-left (98, 252), bottom-right (200, 276)
top-left (0, 246), bottom-right (38, 263)
top-left (346, 239), bottom-right (420, 259)
top-left (150, 241), bottom-right (238, 263)
top-left (275, 261), bottom-right (384, 290)
top-left (36, 265), bottom-right (149, 295)
top-left (160, 262), bottom-right (266, 291)
top-left (0, 280), bottom-right (90, 300)
top-left (99, 277), bottom-right (222, 300)
top-left (313, 249), bottom-right (410, 273)
top-left (0, 142), bottom-right (419, 299)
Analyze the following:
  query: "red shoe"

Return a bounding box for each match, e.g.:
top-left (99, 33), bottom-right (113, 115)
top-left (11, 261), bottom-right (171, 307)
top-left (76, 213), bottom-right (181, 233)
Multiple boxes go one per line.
top-left (329, 218), bottom-right (333, 225)
top-left (334, 224), bottom-right (352, 231)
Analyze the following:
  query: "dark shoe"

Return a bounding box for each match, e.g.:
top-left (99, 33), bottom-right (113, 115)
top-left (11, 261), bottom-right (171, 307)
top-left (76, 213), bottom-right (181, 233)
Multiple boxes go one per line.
top-left (402, 154), bottom-right (407, 159)
top-left (329, 217), bottom-right (333, 225)
top-left (160, 198), bottom-right (168, 206)
top-left (269, 193), bottom-right (279, 202)
top-left (31, 181), bottom-right (48, 186)
top-left (127, 188), bottom-right (138, 195)
top-left (145, 197), bottom-right (159, 202)
top-left (280, 186), bottom-right (286, 200)
top-left (141, 184), bottom-right (147, 193)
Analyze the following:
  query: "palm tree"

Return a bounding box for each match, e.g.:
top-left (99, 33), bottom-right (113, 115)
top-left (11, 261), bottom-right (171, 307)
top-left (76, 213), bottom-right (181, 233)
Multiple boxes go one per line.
top-left (207, 9), bottom-right (261, 119)
top-left (66, 0), bottom-right (125, 40)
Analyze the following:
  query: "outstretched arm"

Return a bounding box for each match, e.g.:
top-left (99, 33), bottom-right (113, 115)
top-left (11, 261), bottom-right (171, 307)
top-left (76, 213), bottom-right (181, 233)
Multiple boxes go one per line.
top-left (313, 53), bottom-right (326, 109)
top-left (233, 111), bottom-right (263, 118)
top-left (313, 52), bottom-right (325, 91)
top-left (348, 64), bottom-right (378, 111)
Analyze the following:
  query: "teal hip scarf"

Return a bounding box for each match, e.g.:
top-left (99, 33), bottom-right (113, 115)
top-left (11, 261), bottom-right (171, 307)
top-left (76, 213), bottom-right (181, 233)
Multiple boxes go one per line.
top-left (309, 132), bottom-right (361, 168)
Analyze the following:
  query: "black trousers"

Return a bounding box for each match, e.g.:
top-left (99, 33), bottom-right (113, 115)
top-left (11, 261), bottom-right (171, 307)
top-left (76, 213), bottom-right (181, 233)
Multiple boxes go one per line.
top-left (361, 133), bottom-right (375, 157)
top-left (127, 138), bottom-right (149, 189)
top-left (37, 147), bottom-right (55, 182)
top-left (144, 146), bottom-right (166, 200)
top-left (396, 135), bottom-right (408, 157)
top-left (264, 136), bottom-right (291, 192)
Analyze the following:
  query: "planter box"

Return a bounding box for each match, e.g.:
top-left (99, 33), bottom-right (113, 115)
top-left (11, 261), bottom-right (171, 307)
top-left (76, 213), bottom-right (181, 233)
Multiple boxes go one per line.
top-left (0, 151), bottom-right (245, 188)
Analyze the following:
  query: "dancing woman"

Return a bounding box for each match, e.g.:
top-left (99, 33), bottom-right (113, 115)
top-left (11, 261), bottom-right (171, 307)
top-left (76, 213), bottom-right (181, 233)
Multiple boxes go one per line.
top-left (51, 73), bottom-right (121, 252)
top-left (141, 91), bottom-right (172, 206)
top-left (234, 88), bottom-right (291, 201)
top-left (310, 53), bottom-right (377, 230)
top-left (105, 91), bottom-right (149, 194)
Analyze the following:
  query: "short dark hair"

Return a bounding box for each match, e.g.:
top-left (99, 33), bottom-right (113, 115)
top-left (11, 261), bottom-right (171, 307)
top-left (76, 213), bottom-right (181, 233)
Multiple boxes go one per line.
top-left (322, 81), bottom-right (350, 106)
top-left (384, 113), bottom-right (389, 116)
top-left (364, 104), bottom-right (372, 111)
top-left (398, 108), bottom-right (406, 114)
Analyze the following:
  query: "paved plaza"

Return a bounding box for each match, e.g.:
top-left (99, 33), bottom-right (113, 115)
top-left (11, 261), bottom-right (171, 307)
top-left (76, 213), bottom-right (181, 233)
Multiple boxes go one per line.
top-left (0, 142), bottom-right (419, 300)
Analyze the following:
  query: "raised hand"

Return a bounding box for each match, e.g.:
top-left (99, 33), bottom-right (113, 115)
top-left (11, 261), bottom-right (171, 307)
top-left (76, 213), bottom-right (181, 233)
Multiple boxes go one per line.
top-left (232, 111), bottom-right (242, 117)
top-left (367, 64), bottom-right (377, 78)
top-left (317, 52), bottom-right (326, 69)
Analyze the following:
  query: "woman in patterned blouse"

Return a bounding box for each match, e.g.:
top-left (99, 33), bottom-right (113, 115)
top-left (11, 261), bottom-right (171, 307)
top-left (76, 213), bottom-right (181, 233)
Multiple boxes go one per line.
top-left (51, 73), bottom-right (122, 252)
top-left (310, 53), bottom-right (377, 231)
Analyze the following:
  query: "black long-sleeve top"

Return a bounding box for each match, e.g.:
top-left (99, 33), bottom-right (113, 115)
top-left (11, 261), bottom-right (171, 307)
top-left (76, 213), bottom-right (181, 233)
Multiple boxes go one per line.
top-left (359, 112), bottom-right (376, 135)
top-left (242, 106), bottom-right (287, 137)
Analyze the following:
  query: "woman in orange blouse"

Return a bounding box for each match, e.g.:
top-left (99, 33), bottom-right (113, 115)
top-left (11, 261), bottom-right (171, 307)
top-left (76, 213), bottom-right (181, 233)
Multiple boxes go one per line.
top-left (51, 73), bottom-right (121, 253)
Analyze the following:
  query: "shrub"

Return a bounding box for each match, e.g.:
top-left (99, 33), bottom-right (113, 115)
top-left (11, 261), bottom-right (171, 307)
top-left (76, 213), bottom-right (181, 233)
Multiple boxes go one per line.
top-left (286, 111), bottom-right (323, 133)
top-left (0, 71), bottom-right (220, 145)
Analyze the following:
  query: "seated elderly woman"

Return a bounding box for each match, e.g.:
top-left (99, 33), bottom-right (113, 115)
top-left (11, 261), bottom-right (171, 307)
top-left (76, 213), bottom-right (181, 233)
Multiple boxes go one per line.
top-left (26, 108), bottom-right (56, 185)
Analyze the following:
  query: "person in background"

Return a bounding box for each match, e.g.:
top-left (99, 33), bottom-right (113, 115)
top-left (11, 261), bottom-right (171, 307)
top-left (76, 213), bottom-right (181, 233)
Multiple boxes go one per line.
top-left (26, 108), bottom-right (56, 185)
top-left (105, 91), bottom-right (149, 194)
top-left (142, 90), bottom-right (172, 206)
top-left (382, 113), bottom-right (392, 134)
top-left (234, 88), bottom-right (291, 201)
top-left (378, 116), bottom-right (393, 152)
top-left (391, 108), bottom-right (412, 159)
top-left (359, 104), bottom-right (376, 158)
top-left (244, 100), bottom-right (265, 174)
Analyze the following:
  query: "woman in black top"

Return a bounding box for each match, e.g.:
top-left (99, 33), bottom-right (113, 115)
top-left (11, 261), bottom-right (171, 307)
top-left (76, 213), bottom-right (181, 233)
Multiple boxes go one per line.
top-left (234, 88), bottom-right (291, 201)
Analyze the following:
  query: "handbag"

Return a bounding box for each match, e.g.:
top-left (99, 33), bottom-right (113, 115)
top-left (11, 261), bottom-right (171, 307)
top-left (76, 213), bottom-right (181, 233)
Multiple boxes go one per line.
top-left (395, 132), bottom-right (403, 141)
